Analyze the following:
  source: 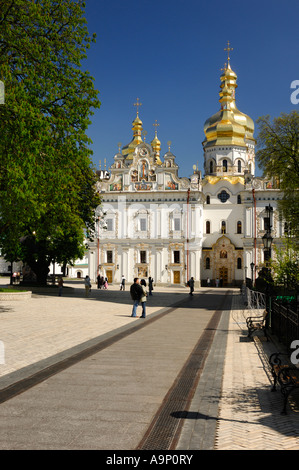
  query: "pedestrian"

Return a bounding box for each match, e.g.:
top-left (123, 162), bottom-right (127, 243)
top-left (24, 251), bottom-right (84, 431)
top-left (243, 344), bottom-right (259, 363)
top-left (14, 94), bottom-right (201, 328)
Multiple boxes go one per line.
top-left (140, 279), bottom-right (147, 318)
top-left (104, 277), bottom-right (108, 289)
top-left (207, 277), bottom-right (210, 287)
top-left (188, 277), bottom-right (195, 296)
top-left (216, 278), bottom-right (219, 288)
top-left (120, 275), bottom-right (126, 291)
top-left (130, 278), bottom-right (143, 317)
top-left (84, 275), bottom-right (91, 297)
top-left (148, 276), bottom-right (154, 295)
top-left (58, 277), bottom-right (63, 296)
top-left (97, 274), bottom-right (101, 289)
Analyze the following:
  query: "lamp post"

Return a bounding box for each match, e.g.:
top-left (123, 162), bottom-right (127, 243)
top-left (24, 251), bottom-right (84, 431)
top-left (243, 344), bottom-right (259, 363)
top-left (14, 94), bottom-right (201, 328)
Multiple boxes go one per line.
top-left (250, 262), bottom-right (255, 287)
top-left (262, 205), bottom-right (273, 322)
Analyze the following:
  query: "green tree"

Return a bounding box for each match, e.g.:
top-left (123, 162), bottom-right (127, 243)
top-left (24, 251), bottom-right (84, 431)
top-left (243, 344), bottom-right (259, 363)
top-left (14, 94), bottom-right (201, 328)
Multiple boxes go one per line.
top-left (0, 0), bottom-right (101, 284)
top-left (256, 111), bottom-right (299, 245)
top-left (271, 237), bottom-right (299, 293)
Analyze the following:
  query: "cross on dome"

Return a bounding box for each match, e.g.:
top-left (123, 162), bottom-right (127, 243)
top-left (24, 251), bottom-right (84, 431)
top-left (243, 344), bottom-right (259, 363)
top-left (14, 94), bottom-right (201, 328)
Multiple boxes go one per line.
top-left (224, 41), bottom-right (233, 64)
top-left (134, 97), bottom-right (142, 116)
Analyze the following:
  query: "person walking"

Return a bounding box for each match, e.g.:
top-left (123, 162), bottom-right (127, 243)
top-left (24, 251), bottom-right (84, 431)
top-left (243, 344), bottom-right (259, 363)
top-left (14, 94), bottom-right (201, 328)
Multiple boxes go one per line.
top-left (84, 275), bottom-right (91, 297)
top-left (140, 279), bottom-right (147, 318)
top-left (148, 276), bottom-right (154, 296)
top-left (130, 278), bottom-right (143, 317)
top-left (58, 277), bottom-right (63, 296)
top-left (188, 277), bottom-right (195, 296)
top-left (120, 275), bottom-right (126, 291)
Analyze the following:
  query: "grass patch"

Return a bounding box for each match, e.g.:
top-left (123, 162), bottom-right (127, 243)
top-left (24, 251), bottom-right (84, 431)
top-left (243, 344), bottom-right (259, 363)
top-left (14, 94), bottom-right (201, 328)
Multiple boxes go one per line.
top-left (0, 288), bottom-right (28, 293)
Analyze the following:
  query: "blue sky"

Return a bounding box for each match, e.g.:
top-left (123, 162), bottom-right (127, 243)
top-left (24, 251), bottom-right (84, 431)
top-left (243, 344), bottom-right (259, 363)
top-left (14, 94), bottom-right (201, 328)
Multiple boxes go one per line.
top-left (83, 0), bottom-right (299, 178)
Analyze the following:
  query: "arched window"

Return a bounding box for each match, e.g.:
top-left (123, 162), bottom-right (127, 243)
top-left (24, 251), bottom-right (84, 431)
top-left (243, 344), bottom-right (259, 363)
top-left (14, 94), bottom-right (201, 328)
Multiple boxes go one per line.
top-left (206, 221), bottom-right (211, 234)
top-left (237, 257), bottom-right (242, 269)
top-left (237, 221), bottom-right (242, 234)
top-left (205, 257), bottom-right (210, 269)
top-left (223, 159), bottom-right (228, 172)
top-left (221, 221), bottom-right (226, 234)
top-left (209, 161), bottom-right (213, 173)
top-left (237, 160), bottom-right (242, 173)
top-left (206, 195), bottom-right (210, 204)
top-left (237, 194), bottom-right (241, 204)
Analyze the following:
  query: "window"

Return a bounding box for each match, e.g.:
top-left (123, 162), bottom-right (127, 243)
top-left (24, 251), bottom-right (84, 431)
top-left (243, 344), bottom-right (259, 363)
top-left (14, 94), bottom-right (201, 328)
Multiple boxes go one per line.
top-left (223, 159), bottom-right (228, 172)
top-left (206, 221), bottom-right (211, 234)
top-left (206, 195), bottom-right (210, 204)
top-left (237, 257), bottom-right (242, 269)
top-left (218, 190), bottom-right (230, 203)
top-left (221, 221), bottom-right (226, 234)
top-left (140, 218), bottom-right (147, 231)
top-left (174, 251), bottom-right (180, 264)
top-left (205, 257), bottom-right (210, 269)
top-left (237, 160), bottom-right (242, 173)
top-left (106, 219), bottom-right (114, 231)
top-left (209, 161), bottom-right (213, 173)
top-left (107, 251), bottom-right (113, 263)
top-left (140, 251), bottom-right (147, 263)
top-left (237, 221), bottom-right (242, 234)
top-left (174, 218), bottom-right (181, 231)
top-left (237, 195), bottom-right (241, 204)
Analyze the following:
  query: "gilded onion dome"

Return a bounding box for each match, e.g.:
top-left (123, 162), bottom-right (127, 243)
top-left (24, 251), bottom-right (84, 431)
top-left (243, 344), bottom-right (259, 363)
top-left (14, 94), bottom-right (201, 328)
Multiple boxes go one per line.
top-left (151, 120), bottom-right (162, 165)
top-left (122, 113), bottom-right (144, 159)
top-left (203, 61), bottom-right (255, 148)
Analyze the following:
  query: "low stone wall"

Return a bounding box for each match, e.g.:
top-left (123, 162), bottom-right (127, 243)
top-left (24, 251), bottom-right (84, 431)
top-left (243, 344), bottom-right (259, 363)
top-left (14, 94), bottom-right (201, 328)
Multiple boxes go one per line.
top-left (0, 290), bottom-right (32, 301)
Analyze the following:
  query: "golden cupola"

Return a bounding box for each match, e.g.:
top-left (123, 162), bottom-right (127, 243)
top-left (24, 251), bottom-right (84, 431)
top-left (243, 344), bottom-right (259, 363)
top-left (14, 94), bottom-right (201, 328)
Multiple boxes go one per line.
top-left (122, 98), bottom-right (144, 159)
top-left (151, 120), bottom-right (162, 165)
top-left (203, 51), bottom-right (255, 149)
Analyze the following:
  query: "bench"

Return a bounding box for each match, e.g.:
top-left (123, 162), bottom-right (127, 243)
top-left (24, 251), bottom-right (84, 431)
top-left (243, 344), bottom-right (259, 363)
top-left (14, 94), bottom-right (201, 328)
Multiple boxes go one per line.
top-left (269, 352), bottom-right (299, 414)
top-left (246, 310), bottom-right (269, 341)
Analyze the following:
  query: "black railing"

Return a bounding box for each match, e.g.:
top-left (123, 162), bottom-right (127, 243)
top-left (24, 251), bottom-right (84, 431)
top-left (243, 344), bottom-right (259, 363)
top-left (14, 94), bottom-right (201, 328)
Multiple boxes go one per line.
top-left (243, 287), bottom-right (299, 349)
top-left (271, 301), bottom-right (299, 349)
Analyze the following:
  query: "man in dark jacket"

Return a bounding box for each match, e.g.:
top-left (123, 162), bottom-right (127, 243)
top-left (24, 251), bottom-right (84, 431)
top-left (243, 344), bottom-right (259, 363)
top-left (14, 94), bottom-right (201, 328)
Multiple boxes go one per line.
top-left (188, 277), bottom-right (195, 296)
top-left (130, 278), bottom-right (143, 317)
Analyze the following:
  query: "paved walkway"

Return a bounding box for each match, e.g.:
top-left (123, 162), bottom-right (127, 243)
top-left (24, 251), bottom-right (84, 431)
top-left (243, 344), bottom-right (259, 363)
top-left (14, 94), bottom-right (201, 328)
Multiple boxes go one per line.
top-left (0, 279), bottom-right (298, 450)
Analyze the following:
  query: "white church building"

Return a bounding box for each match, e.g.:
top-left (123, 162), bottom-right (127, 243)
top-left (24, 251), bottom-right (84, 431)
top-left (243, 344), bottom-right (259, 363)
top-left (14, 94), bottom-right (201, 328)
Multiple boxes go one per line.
top-left (1, 54), bottom-right (285, 286)
top-left (84, 57), bottom-right (284, 288)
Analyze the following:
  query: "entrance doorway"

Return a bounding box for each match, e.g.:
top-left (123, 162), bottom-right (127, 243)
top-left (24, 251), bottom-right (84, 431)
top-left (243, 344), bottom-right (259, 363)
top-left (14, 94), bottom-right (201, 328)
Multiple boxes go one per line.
top-left (219, 267), bottom-right (228, 286)
top-left (173, 271), bottom-right (181, 284)
top-left (106, 270), bottom-right (113, 284)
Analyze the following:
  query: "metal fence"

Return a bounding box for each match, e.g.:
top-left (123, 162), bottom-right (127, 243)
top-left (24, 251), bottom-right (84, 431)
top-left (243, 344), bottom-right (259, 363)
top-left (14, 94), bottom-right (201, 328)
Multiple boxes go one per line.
top-left (243, 287), bottom-right (299, 348)
top-left (271, 301), bottom-right (299, 348)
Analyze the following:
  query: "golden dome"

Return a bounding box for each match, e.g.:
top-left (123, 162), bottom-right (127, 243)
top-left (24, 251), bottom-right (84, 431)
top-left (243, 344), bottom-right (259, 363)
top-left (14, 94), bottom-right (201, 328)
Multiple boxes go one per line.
top-left (203, 62), bottom-right (255, 148)
top-left (122, 114), bottom-right (144, 159)
top-left (151, 121), bottom-right (162, 165)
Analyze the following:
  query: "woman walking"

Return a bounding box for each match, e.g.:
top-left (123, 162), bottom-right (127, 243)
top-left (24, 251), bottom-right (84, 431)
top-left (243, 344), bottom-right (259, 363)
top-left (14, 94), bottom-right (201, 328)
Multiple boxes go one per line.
top-left (140, 279), bottom-right (147, 318)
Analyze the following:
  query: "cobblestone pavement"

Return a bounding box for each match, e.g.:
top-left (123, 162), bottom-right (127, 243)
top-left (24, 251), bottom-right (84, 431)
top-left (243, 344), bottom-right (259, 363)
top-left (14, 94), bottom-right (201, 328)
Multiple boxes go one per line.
top-left (214, 294), bottom-right (299, 450)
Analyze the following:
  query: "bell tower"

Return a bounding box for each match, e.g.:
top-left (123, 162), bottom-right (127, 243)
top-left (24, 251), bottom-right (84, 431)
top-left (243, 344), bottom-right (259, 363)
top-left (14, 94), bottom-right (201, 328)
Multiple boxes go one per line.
top-left (202, 42), bottom-right (256, 178)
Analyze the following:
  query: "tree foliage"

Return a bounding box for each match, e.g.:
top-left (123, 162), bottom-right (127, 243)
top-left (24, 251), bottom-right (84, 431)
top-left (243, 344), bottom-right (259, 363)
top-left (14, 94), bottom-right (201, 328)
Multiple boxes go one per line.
top-left (256, 111), bottom-right (299, 245)
top-left (0, 0), bottom-right (101, 284)
top-left (271, 237), bottom-right (299, 293)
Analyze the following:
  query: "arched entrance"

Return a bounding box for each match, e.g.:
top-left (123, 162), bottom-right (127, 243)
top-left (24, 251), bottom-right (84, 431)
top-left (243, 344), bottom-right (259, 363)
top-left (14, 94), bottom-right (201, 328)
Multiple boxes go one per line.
top-left (203, 235), bottom-right (242, 286)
